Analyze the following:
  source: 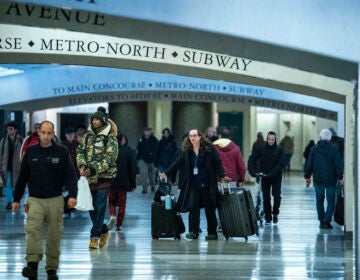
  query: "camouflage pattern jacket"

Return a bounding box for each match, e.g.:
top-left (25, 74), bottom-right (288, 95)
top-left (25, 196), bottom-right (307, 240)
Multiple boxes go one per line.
top-left (76, 120), bottom-right (118, 185)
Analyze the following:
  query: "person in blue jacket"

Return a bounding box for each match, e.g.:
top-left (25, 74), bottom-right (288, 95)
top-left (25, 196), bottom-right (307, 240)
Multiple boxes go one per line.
top-left (304, 128), bottom-right (344, 229)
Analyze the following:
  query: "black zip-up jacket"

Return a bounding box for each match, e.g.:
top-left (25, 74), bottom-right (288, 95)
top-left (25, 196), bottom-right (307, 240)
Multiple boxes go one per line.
top-left (248, 142), bottom-right (284, 179)
top-left (304, 140), bottom-right (343, 186)
top-left (14, 142), bottom-right (78, 202)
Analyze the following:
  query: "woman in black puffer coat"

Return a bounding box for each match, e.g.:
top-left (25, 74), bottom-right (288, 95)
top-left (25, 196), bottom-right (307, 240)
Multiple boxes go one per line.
top-left (107, 134), bottom-right (138, 231)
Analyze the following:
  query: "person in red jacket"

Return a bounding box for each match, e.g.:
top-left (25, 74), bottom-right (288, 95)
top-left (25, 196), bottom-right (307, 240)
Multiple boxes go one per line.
top-left (20, 123), bottom-right (40, 159)
top-left (213, 128), bottom-right (246, 186)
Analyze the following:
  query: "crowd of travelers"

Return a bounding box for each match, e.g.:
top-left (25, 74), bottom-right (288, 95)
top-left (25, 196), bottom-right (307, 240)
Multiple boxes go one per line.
top-left (0, 108), bottom-right (344, 279)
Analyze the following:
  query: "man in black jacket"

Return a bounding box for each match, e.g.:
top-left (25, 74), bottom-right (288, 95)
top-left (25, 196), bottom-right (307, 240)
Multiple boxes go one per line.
top-left (136, 127), bottom-right (159, 194)
top-left (248, 131), bottom-right (284, 224)
top-left (13, 121), bottom-right (78, 280)
top-left (304, 129), bottom-right (344, 229)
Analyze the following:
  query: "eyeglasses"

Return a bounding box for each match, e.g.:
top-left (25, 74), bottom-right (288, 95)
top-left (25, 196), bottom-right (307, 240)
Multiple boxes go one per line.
top-left (189, 134), bottom-right (199, 138)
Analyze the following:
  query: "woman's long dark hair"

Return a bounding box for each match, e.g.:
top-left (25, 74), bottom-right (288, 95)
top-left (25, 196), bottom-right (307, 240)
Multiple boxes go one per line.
top-left (182, 129), bottom-right (211, 153)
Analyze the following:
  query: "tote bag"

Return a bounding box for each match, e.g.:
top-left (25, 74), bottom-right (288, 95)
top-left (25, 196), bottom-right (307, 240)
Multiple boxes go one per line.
top-left (75, 176), bottom-right (94, 211)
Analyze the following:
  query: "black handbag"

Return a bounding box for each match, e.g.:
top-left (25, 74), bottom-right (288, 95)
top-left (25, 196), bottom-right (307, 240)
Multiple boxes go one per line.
top-left (334, 188), bottom-right (344, 226)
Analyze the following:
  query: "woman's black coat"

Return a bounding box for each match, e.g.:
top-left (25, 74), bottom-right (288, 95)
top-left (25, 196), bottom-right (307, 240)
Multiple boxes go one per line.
top-left (111, 145), bottom-right (137, 192)
top-left (166, 144), bottom-right (225, 212)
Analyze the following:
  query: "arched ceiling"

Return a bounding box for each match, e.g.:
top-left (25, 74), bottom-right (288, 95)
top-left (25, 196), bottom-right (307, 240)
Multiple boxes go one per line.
top-left (0, 0), bottom-right (357, 120)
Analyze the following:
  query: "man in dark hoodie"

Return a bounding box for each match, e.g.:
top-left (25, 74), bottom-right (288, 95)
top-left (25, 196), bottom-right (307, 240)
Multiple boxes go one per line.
top-left (136, 127), bottom-right (159, 194)
top-left (213, 128), bottom-right (246, 186)
top-left (304, 129), bottom-right (344, 229)
top-left (248, 131), bottom-right (284, 224)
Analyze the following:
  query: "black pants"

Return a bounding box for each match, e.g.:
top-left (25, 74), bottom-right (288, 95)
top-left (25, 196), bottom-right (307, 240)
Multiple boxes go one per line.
top-left (188, 187), bottom-right (217, 234)
top-left (261, 177), bottom-right (282, 221)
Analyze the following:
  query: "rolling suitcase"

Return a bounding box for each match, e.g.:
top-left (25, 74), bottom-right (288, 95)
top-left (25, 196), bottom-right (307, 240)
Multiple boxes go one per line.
top-left (151, 201), bottom-right (184, 240)
top-left (217, 183), bottom-right (258, 240)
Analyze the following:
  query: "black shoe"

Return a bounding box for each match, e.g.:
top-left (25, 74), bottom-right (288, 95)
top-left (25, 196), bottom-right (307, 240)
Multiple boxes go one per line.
top-left (47, 270), bottom-right (58, 280)
top-left (185, 232), bottom-right (198, 240)
top-left (205, 234), bottom-right (218, 241)
top-left (22, 262), bottom-right (38, 279)
top-left (322, 222), bottom-right (333, 229)
top-left (319, 222), bottom-right (325, 229)
top-left (273, 215), bottom-right (278, 224)
top-left (5, 202), bottom-right (12, 210)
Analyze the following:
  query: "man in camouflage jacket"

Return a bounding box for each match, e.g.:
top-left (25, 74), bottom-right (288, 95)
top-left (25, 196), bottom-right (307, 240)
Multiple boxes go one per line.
top-left (76, 106), bottom-right (118, 249)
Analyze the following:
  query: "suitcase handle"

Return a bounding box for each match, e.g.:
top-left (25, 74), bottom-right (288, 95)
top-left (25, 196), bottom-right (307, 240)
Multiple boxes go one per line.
top-left (218, 182), bottom-right (232, 195)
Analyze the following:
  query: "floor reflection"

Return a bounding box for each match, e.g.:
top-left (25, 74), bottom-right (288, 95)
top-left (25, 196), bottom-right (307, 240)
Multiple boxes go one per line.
top-left (0, 173), bottom-right (353, 279)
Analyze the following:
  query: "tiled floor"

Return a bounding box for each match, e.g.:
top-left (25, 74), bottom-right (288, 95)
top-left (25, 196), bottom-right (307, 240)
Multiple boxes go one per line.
top-left (0, 173), bottom-right (354, 279)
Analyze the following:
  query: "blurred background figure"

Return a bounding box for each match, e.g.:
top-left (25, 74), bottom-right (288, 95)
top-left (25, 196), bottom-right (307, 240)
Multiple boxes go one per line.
top-left (205, 126), bottom-right (218, 143)
top-left (0, 122), bottom-right (23, 208)
top-left (154, 128), bottom-right (178, 184)
top-left (61, 127), bottom-right (79, 177)
top-left (303, 140), bottom-right (315, 167)
top-left (251, 132), bottom-right (265, 154)
top-left (20, 122), bottom-right (40, 159)
top-left (279, 133), bottom-right (294, 174)
top-left (136, 127), bottom-right (158, 194)
top-left (108, 134), bottom-right (137, 232)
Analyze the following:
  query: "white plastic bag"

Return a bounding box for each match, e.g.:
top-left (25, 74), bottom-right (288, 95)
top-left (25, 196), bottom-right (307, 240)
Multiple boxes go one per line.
top-left (75, 176), bottom-right (94, 211)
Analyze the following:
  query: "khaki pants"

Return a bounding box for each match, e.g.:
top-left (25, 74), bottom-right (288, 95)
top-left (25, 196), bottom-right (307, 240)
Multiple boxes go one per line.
top-left (25, 196), bottom-right (64, 271)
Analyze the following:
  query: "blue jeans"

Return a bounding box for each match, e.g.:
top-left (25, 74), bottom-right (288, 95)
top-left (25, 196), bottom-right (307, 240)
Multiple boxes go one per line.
top-left (89, 187), bottom-right (109, 238)
top-left (314, 184), bottom-right (336, 223)
top-left (5, 171), bottom-right (13, 203)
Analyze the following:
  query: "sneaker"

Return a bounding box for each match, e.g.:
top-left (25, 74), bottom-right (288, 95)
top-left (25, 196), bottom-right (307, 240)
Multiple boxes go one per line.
top-left (107, 216), bottom-right (116, 231)
top-left (22, 262), bottom-right (38, 279)
top-left (99, 232), bottom-right (110, 248)
top-left (322, 222), bottom-right (333, 229)
top-left (185, 232), bottom-right (198, 240)
top-left (47, 270), bottom-right (58, 280)
top-left (273, 215), bottom-right (278, 224)
top-left (89, 238), bottom-right (99, 249)
top-left (116, 226), bottom-right (122, 232)
top-left (205, 234), bottom-right (218, 241)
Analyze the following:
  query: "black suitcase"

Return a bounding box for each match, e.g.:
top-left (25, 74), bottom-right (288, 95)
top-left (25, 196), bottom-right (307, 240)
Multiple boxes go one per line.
top-left (151, 201), bottom-right (184, 240)
top-left (217, 185), bottom-right (258, 240)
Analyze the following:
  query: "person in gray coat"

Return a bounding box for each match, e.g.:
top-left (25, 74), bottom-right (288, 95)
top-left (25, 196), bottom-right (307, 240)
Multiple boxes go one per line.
top-left (304, 129), bottom-right (344, 229)
top-left (0, 122), bottom-right (23, 209)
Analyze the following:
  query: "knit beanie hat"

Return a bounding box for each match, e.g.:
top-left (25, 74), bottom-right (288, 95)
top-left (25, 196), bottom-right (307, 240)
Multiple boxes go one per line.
top-left (91, 106), bottom-right (108, 125)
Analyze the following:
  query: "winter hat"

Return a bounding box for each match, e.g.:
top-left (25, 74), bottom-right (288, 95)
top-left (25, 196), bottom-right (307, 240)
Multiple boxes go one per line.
top-left (91, 106), bottom-right (108, 125)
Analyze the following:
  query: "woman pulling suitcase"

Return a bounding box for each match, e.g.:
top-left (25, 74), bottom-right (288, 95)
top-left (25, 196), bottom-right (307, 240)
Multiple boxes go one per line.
top-left (161, 128), bottom-right (229, 241)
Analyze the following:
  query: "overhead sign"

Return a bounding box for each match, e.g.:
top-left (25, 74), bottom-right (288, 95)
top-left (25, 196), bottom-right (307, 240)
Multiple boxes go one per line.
top-left (0, 23), bottom-right (353, 96)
